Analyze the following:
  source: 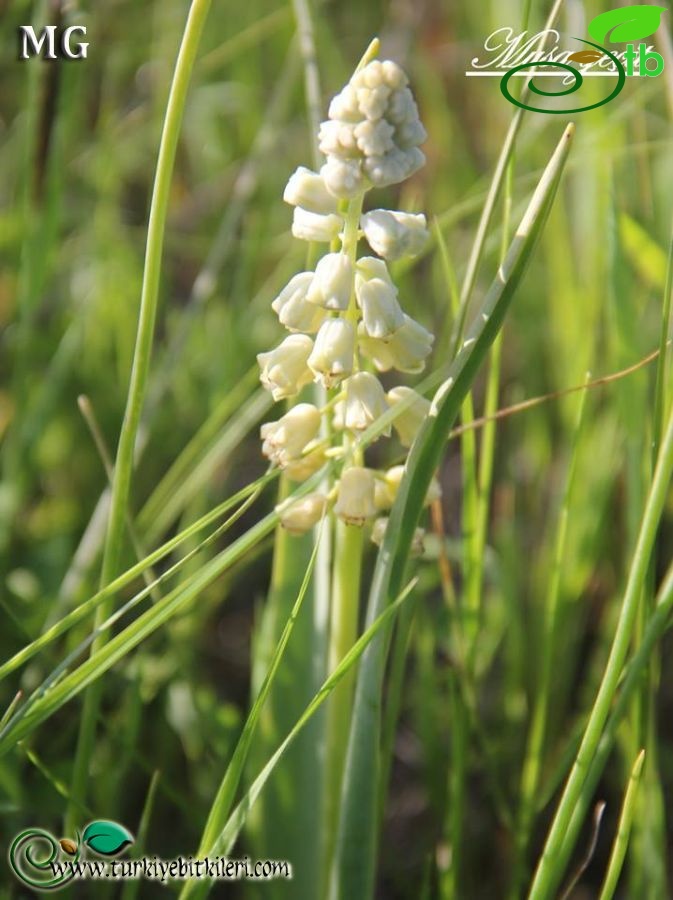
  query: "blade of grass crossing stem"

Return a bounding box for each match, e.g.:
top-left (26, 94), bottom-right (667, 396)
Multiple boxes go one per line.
top-left (193, 526), bottom-right (322, 866)
top-left (213, 582), bottom-right (415, 861)
top-left (597, 751), bottom-right (646, 900)
top-left (527, 381), bottom-right (673, 899)
top-left (178, 528), bottom-right (322, 900)
top-left (329, 124), bottom-right (575, 900)
top-left (67, 0), bottom-right (213, 832)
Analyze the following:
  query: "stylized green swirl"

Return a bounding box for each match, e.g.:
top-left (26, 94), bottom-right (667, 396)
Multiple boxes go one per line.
top-left (9, 829), bottom-right (78, 890)
top-left (500, 38), bottom-right (626, 113)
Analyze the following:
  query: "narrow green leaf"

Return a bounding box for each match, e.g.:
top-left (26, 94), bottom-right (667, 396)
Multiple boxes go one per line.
top-left (597, 751), bottom-right (646, 900)
top-left (329, 123), bottom-right (575, 900)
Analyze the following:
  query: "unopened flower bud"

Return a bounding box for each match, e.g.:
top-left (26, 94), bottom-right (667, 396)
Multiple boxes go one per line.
top-left (343, 372), bottom-right (389, 434)
top-left (307, 253), bottom-right (353, 311)
top-left (260, 403), bottom-right (321, 466)
top-left (277, 493), bottom-right (328, 534)
top-left (271, 272), bottom-right (326, 333)
top-left (308, 317), bottom-right (355, 387)
top-left (334, 466), bottom-right (377, 526)
top-left (258, 334), bottom-right (314, 401)
top-left (386, 385), bottom-right (430, 446)
top-left (371, 516), bottom-right (425, 555)
top-left (355, 260), bottom-right (404, 340)
top-left (292, 207), bottom-right (343, 243)
top-left (320, 158), bottom-right (365, 199)
top-left (360, 209), bottom-right (429, 260)
top-left (283, 166), bottom-right (338, 214)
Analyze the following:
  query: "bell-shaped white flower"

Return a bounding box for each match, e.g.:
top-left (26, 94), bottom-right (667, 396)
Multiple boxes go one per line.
top-left (307, 253), bottom-right (353, 311)
top-left (355, 260), bottom-right (405, 340)
top-left (257, 334), bottom-right (314, 401)
top-left (283, 166), bottom-right (338, 214)
top-left (386, 385), bottom-right (430, 446)
top-left (371, 516), bottom-right (425, 555)
top-left (334, 466), bottom-right (377, 526)
top-left (343, 372), bottom-right (389, 434)
top-left (292, 207), bottom-right (343, 243)
top-left (360, 210), bottom-right (429, 260)
top-left (374, 464), bottom-right (441, 509)
top-left (260, 403), bottom-right (321, 467)
top-left (307, 317), bottom-right (355, 387)
top-left (277, 493), bottom-right (328, 534)
top-left (358, 314), bottom-right (433, 373)
top-left (271, 272), bottom-right (326, 333)
top-left (285, 445), bottom-right (327, 482)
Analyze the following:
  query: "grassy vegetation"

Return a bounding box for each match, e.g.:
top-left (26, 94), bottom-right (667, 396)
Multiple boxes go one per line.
top-left (0, 0), bottom-right (672, 898)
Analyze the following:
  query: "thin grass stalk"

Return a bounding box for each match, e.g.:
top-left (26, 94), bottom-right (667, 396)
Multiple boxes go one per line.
top-left (555, 563), bottom-right (673, 881)
top-left (510, 380), bottom-right (588, 898)
top-left (66, 0), bottom-right (212, 831)
top-left (178, 527), bottom-right (323, 900)
top-left (597, 750), bottom-right (646, 900)
top-left (527, 397), bottom-right (673, 899)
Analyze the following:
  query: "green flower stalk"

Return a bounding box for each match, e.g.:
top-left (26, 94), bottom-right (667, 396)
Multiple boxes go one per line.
top-left (255, 47), bottom-right (435, 875)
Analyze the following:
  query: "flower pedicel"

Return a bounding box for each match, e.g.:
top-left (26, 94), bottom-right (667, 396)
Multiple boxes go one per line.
top-left (257, 48), bottom-right (439, 541)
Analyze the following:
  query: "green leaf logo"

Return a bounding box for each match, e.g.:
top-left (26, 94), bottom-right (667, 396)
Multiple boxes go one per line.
top-left (82, 821), bottom-right (134, 857)
top-left (588, 5), bottom-right (666, 43)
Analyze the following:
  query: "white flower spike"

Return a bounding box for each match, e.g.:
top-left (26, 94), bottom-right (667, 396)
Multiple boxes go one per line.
top-left (258, 47), bottom-right (436, 538)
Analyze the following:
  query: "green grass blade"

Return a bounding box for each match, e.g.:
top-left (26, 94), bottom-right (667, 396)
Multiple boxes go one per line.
top-left (329, 122), bottom-right (576, 900)
top-left (196, 523), bottom-right (322, 855)
top-left (597, 750), bottom-right (646, 900)
top-left (0, 472), bottom-right (277, 685)
top-left (528, 396), bottom-right (673, 898)
top-left (216, 582), bottom-right (415, 859)
top-left (0, 510), bottom-right (278, 756)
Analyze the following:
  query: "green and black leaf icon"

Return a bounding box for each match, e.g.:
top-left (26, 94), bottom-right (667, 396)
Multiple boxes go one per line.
top-left (588, 5), bottom-right (666, 44)
top-left (82, 821), bottom-right (134, 857)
